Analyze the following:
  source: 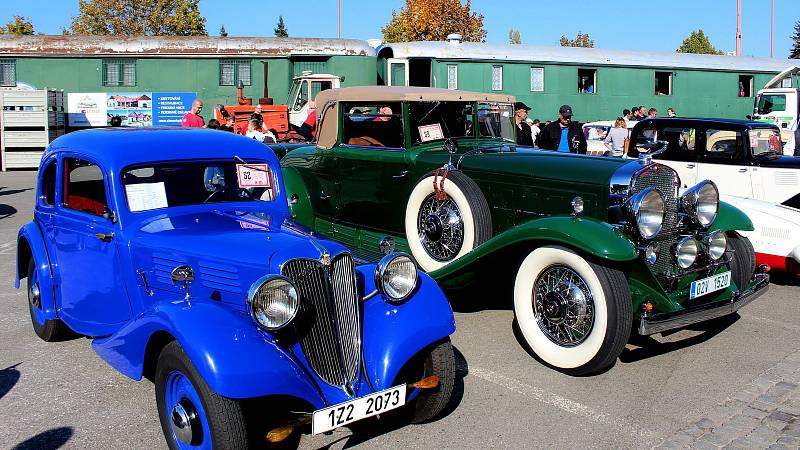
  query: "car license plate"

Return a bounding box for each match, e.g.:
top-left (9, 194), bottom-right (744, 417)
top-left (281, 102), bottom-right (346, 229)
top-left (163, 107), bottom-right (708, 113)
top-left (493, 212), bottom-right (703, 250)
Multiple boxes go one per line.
top-left (312, 384), bottom-right (407, 435)
top-left (690, 272), bottom-right (732, 300)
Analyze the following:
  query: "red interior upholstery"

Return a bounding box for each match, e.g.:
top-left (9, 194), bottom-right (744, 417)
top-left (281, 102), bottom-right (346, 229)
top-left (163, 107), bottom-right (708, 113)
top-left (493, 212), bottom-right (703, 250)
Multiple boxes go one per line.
top-left (67, 195), bottom-right (106, 216)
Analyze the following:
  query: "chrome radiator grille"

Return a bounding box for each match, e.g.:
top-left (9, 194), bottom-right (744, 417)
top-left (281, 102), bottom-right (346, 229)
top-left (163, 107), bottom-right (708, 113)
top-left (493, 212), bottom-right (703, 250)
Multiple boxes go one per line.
top-left (282, 254), bottom-right (361, 387)
top-left (631, 164), bottom-right (681, 288)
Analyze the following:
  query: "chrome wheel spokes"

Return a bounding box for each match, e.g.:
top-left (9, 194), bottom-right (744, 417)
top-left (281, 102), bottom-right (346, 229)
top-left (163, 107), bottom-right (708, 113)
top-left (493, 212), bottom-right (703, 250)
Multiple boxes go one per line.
top-left (533, 265), bottom-right (595, 347)
top-left (417, 194), bottom-right (464, 262)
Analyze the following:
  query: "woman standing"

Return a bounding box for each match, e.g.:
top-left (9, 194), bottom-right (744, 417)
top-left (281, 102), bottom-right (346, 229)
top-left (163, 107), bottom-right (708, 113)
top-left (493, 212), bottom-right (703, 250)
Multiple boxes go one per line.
top-left (604, 117), bottom-right (629, 157)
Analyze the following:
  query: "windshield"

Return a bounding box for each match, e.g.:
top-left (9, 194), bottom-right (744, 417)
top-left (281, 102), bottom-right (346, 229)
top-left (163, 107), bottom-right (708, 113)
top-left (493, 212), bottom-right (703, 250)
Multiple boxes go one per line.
top-left (409, 101), bottom-right (475, 144)
top-left (748, 128), bottom-right (783, 156)
top-left (476, 102), bottom-right (515, 142)
top-left (121, 161), bottom-right (275, 212)
top-left (755, 94), bottom-right (787, 115)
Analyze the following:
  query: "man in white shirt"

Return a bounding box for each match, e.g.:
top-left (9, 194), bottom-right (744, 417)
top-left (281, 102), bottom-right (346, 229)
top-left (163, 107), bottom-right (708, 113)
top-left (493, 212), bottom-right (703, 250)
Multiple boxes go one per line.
top-left (526, 118), bottom-right (541, 148)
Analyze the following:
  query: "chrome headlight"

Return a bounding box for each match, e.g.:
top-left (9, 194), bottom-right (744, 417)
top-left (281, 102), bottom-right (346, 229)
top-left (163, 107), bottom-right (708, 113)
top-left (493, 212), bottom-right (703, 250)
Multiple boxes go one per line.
top-left (375, 253), bottom-right (418, 302)
top-left (627, 187), bottom-right (665, 239)
top-left (247, 275), bottom-right (300, 330)
top-left (675, 236), bottom-right (699, 269)
top-left (681, 181), bottom-right (719, 228)
top-left (706, 230), bottom-right (727, 261)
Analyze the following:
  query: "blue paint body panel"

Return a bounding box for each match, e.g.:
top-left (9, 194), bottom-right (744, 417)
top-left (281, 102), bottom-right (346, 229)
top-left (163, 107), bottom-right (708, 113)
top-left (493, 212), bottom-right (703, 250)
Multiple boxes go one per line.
top-left (16, 128), bottom-right (455, 409)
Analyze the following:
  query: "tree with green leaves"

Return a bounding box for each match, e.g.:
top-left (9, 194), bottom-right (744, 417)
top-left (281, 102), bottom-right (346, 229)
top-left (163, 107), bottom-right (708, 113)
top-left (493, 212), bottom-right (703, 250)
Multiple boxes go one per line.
top-left (219, 25), bottom-right (228, 37)
top-left (382, 0), bottom-right (486, 43)
top-left (70, 0), bottom-right (207, 36)
top-left (0, 16), bottom-right (35, 35)
top-left (274, 16), bottom-right (288, 38)
top-left (790, 20), bottom-right (800, 59)
top-left (508, 29), bottom-right (521, 45)
top-left (676, 29), bottom-right (723, 55)
top-left (560, 32), bottom-right (593, 48)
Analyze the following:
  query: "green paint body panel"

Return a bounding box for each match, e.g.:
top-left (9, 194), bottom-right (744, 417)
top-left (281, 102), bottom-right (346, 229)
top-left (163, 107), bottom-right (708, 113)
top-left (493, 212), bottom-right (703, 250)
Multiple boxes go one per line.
top-left (712, 201), bottom-right (755, 232)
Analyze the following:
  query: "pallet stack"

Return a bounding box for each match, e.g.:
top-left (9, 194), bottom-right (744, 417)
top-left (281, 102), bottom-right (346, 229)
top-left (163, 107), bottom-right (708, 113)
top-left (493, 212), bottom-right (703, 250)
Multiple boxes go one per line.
top-left (0, 89), bottom-right (65, 171)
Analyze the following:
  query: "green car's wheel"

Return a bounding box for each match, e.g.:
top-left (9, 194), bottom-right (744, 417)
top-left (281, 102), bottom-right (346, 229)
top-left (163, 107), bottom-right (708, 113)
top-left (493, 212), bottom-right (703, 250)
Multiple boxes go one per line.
top-left (405, 171), bottom-right (492, 272)
top-left (727, 232), bottom-right (756, 292)
top-left (513, 246), bottom-right (631, 376)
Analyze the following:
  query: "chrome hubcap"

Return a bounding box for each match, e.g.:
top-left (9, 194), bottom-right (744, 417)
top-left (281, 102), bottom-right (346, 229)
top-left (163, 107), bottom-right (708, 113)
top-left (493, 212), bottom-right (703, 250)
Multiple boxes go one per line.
top-left (418, 195), bottom-right (464, 262)
top-left (29, 282), bottom-right (41, 309)
top-left (170, 399), bottom-right (200, 445)
top-left (533, 266), bottom-right (594, 347)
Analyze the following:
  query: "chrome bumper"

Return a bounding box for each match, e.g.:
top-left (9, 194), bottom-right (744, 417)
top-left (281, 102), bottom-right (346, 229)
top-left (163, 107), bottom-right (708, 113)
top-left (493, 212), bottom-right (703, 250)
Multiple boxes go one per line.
top-left (638, 273), bottom-right (770, 336)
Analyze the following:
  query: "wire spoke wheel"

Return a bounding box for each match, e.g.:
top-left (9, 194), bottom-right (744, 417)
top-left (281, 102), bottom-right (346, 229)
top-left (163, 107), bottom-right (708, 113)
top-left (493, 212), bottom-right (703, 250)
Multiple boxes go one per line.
top-left (533, 265), bottom-right (595, 347)
top-left (417, 194), bottom-right (464, 262)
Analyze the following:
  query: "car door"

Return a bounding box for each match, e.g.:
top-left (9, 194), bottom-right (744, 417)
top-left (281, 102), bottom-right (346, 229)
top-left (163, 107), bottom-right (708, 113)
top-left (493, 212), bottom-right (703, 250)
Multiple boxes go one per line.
top-left (696, 128), bottom-right (753, 198)
top-left (53, 155), bottom-right (131, 336)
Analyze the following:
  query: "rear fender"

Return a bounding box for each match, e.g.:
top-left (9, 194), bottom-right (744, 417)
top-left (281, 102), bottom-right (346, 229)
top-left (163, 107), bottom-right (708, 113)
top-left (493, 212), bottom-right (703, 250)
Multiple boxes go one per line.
top-left (711, 201), bottom-right (754, 232)
top-left (91, 300), bottom-right (324, 405)
top-left (15, 223), bottom-right (58, 321)
top-left (358, 266), bottom-right (456, 390)
top-left (430, 216), bottom-right (638, 282)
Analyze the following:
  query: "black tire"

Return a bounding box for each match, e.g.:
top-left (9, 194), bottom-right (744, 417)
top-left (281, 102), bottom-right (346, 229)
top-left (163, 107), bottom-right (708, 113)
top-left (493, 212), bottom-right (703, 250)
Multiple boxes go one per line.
top-left (410, 339), bottom-right (456, 424)
top-left (405, 170), bottom-right (492, 272)
top-left (155, 341), bottom-right (248, 450)
top-left (513, 246), bottom-right (632, 376)
top-left (727, 232), bottom-right (756, 292)
top-left (26, 258), bottom-right (68, 342)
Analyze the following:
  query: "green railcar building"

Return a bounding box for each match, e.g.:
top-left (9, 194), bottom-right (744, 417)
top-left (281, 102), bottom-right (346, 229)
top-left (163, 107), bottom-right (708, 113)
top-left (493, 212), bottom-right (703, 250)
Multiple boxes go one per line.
top-left (0, 35), bottom-right (377, 114)
top-left (377, 37), bottom-right (798, 121)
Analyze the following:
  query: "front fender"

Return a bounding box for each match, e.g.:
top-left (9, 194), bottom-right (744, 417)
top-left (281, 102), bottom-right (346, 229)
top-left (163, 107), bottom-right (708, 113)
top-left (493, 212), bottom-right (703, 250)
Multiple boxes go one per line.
top-left (359, 267), bottom-right (456, 390)
top-left (16, 223), bottom-right (58, 321)
top-left (92, 300), bottom-right (324, 404)
top-left (711, 201), bottom-right (754, 232)
top-left (281, 166), bottom-right (314, 227)
top-left (430, 215), bottom-right (638, 282)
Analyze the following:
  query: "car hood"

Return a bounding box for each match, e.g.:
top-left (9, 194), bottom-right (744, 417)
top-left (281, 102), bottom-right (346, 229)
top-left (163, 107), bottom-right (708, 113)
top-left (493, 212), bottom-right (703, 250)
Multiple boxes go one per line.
top-left (721, 195), bottom-right (800, 226)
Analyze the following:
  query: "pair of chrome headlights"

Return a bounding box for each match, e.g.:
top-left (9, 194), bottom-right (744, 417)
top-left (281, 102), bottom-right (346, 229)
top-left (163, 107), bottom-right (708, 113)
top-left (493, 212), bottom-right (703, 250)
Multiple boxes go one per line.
top-left (628, 180), bottom-right (720, 240)
top-left (672, 230), bottom-right (728, 269)
top-left (246, 253), bottom-right (419, 331)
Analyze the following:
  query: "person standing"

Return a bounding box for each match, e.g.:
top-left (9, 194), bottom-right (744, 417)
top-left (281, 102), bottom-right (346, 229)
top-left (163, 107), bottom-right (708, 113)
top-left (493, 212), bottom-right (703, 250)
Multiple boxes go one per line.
top-left (648, 108), bottom-right (658, 119)
top-left (514, 101), bottom-right (534, 146)
top-left (604, 117), bottom-right (629, 157)
top-left (181, 99), bottom-right (205, 128)
top-left (666, 107), bottom-right (676, 117)
top-left (622, 109), bottom-right (632, 121)
top-left (529, 118), bottom-right (541, 147)
top-left (535, 105), bottom-right (587, 154)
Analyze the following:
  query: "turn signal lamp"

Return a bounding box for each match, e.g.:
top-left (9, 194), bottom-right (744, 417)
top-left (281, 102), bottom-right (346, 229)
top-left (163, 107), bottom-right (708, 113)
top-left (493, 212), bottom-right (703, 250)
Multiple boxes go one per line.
top-left (266, 425), bottom-right (294, 443)
top-left (410, 375), bottom-right (440, 389)
top-left (644, 302), bottom-right (654, 313)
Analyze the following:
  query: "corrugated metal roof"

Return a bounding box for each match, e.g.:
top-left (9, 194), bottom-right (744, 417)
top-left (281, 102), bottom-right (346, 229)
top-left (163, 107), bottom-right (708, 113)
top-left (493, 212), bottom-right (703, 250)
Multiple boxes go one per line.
top-left (0, 35), bottom-right (375, 58)
top-left (381, 41), bottom-right (799, 73)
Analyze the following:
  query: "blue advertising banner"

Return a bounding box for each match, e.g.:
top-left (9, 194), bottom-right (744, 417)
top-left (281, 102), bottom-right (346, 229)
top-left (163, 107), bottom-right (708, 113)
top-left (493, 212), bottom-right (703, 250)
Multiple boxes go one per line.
top-left (152, 92), bottom-right (197, 127)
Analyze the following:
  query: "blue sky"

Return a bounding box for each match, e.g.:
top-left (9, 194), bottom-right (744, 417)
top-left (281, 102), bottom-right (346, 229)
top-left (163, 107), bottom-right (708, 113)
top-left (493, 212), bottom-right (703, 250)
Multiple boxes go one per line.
top-left (1, 0), bottom-right (797, 59)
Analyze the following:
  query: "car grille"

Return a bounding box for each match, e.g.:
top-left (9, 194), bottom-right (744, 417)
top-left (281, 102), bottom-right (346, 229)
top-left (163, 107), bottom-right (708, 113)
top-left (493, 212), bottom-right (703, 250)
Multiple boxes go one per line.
top-left (631, 164), bottom-right (681, 289)
top-left (282, 254), bottom-right (361, 387)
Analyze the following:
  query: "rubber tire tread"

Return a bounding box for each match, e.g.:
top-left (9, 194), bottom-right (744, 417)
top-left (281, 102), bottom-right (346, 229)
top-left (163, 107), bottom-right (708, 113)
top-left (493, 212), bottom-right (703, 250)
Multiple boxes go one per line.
top-left (155, 341), bottom-right (248, 450)
top-left (27, 258), bottom-right (68, 342)
top-left (727, 232), bottom-right (756, 292)
top-left (567, 262), bottom-right (632, 376)
top-left (411, 338), bottom-right (456, 424)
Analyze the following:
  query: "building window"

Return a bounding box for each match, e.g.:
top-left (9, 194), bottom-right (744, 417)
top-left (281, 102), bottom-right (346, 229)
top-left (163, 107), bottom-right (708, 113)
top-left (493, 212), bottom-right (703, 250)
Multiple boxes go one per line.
top-left (655, 71), bottom-right (672, 95)
top-left (103, 59), bottom-right (136, 87)
top-left (491, 65), bottom-right (503, 91)
top-left (0, 59), bottom-right (15, 87)
top-left (578, 68), bottom-right (596, 93)
top-left (530, 67), bottom-right (544, 92)
top-left (447, 65), bottom-right (458, 90)
top-left (738, 75), bottom-right (754, 97)
top-left (219, 60), bottom-right (251, 86)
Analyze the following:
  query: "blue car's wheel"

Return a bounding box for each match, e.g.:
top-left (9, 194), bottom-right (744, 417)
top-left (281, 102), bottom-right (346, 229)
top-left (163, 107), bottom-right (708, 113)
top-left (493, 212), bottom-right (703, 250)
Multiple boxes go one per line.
top-left (26, 258), bottom-right (68, 342)
top-left (155, 341), bottom-right (247, 450)
top-left (409, 339), bottom-right (455, 424)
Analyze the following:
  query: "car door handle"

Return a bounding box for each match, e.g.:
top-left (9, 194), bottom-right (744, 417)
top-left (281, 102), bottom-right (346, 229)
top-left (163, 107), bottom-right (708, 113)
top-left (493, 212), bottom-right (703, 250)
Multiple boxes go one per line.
top-left (95, 232), bottom-right (114, 242)
top-left (320, 193), bottom-right (332, 200)
top-left (686, 163), bottom-right (695, 169)
top-left (738, 168), bottom-right (748, 173)
top-left (392, 170), bottom-right (409, 180)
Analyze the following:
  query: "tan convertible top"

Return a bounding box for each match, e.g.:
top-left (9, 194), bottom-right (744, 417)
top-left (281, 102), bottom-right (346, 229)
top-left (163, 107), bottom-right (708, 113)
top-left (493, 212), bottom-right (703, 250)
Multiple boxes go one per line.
top-left (314, 86), bottom-right (516, 149)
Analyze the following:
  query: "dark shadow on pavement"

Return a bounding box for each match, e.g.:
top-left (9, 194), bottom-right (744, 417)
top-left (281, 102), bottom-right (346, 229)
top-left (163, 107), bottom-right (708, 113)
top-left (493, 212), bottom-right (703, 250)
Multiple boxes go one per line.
top-left (620, 313), bottom-right (740, 363)
top-left (0, 362), bottom-right (21, 400)
top-left (0, 204), bottom-right (18, 219)
top-left (0, 187), bottom-right (32, 197)
top-left (11, 427), bottom-right (73, 450)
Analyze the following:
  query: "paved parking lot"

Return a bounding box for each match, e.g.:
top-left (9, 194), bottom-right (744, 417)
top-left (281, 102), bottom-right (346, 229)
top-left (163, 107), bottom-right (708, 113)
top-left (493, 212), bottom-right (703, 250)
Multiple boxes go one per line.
top-left (0, 170), bottom-right (798, 449)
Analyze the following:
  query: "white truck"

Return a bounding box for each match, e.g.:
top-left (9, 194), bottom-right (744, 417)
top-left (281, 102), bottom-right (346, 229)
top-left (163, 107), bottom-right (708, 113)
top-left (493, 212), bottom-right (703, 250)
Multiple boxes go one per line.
top-left (751, 65), bottom-right (799, 152)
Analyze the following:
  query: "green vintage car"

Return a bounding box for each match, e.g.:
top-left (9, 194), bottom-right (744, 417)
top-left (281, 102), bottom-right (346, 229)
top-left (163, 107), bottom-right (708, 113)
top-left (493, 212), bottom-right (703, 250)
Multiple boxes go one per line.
top-left (280, 86), bottom-right (770, 375)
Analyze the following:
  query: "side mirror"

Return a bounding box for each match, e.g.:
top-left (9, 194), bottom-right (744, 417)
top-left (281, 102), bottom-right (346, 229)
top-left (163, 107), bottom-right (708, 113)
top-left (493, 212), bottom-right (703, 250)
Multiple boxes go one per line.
top-left (746, 115), bottom-right (752, 120)
top-left (102, 208), bottom-right (117, 223)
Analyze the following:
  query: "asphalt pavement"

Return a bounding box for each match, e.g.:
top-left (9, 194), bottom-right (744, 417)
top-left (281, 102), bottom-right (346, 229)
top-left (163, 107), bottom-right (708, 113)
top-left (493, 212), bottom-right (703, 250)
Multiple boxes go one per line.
top-left (0, 170), bottom-right (798, 450)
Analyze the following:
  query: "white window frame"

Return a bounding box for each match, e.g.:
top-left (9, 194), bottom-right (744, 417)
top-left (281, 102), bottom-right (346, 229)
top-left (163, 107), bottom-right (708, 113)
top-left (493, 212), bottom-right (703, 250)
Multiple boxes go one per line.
top-left (447, 64), bottom-right (458, 90)
top-left (491, 65), bottom-right (503, 91)
top-left (0, 59), bottom-right (16, 87)
top-left (530, 67), bottom-right (544, 92)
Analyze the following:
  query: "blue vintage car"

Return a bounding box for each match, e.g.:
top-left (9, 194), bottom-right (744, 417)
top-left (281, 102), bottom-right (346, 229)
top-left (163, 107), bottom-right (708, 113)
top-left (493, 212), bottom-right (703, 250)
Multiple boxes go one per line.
top-left (15, 128), bottom-right (456, 449)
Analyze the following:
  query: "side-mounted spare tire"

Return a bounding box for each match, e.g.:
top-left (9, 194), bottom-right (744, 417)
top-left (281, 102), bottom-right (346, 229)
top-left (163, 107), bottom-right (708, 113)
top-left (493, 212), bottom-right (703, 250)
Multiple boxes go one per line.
top-left (405, 170), bottom-right (492, 272)
top-left (727, 232), bottom-right (756, 292)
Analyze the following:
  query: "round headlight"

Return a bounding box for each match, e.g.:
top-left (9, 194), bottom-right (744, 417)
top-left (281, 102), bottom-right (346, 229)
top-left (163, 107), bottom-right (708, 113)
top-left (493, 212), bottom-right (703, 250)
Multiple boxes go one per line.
top-left (628, 187), bottom-right (665, 239)
top-left (675, 237), bottom-right (699, 269)
top-left (375, 253), bottom-right (418, 302)
top-left (707, 230), bottom-right (727, 260)
top-left (247, 276), bottom-right (300, 330)
top-left (681, 181), bottom-right (719, 228)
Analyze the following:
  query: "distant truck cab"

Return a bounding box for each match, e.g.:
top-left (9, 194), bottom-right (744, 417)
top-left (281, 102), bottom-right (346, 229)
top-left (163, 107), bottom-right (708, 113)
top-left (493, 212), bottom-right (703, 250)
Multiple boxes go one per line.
top-left (751, 65), bottom-right (799, 147)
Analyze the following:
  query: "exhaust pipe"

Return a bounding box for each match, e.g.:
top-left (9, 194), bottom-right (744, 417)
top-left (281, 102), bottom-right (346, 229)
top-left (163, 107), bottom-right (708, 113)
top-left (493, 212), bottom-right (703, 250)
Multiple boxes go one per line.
top-left (259, 62), bottom-right (274, 105)
top-left (236, 80), bottom-right (252, 106)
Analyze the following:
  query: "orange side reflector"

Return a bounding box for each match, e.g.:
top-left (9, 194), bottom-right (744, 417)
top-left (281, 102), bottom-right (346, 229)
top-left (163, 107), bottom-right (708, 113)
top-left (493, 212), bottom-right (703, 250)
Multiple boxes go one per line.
top-left (764, 265), bottom-right (771, 273)
top-left (266, 425), bottom-right (294, 443)
top-left (410, 375), bottom-right (440, 389)
top-left (644, 302), bottom-right (654, 312)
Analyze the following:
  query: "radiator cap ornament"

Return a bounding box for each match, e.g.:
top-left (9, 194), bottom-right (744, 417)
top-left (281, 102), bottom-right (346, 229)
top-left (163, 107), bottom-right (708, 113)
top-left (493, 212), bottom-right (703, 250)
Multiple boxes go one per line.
top-left (321, 252), bottom-right (331, 266)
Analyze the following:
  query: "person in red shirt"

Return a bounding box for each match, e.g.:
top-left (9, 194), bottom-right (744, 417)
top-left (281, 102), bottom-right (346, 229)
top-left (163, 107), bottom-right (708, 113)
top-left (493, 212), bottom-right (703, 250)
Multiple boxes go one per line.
top-left (181, 99), bottom-right (205, 128)
top-left (297, 101), bottom-right (317, 142)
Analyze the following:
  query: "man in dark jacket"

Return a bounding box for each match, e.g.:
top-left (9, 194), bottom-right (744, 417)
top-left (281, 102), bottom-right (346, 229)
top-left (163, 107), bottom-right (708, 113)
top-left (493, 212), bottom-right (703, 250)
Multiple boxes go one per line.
top-left (535, 104), bottom-right (587, 154)
top-left (514, 101), bottom-right (534, 146)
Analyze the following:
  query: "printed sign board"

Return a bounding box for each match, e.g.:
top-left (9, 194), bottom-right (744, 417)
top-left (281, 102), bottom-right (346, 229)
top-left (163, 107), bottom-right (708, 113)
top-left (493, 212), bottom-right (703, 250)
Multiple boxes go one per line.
top-left (68, 91), bottom-right (197, 127)
top-left (67, 93), bottom-right (107, 127)
top-left (152, 92), bottom-right (197, 127)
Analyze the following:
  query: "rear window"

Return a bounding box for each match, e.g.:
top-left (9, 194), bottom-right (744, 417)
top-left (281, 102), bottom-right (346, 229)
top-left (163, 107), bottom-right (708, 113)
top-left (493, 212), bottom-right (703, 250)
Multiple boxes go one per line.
top-left (121, 161), bottom-right (275, 212)
top-left (748, 128), bottom-right (783, 156)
